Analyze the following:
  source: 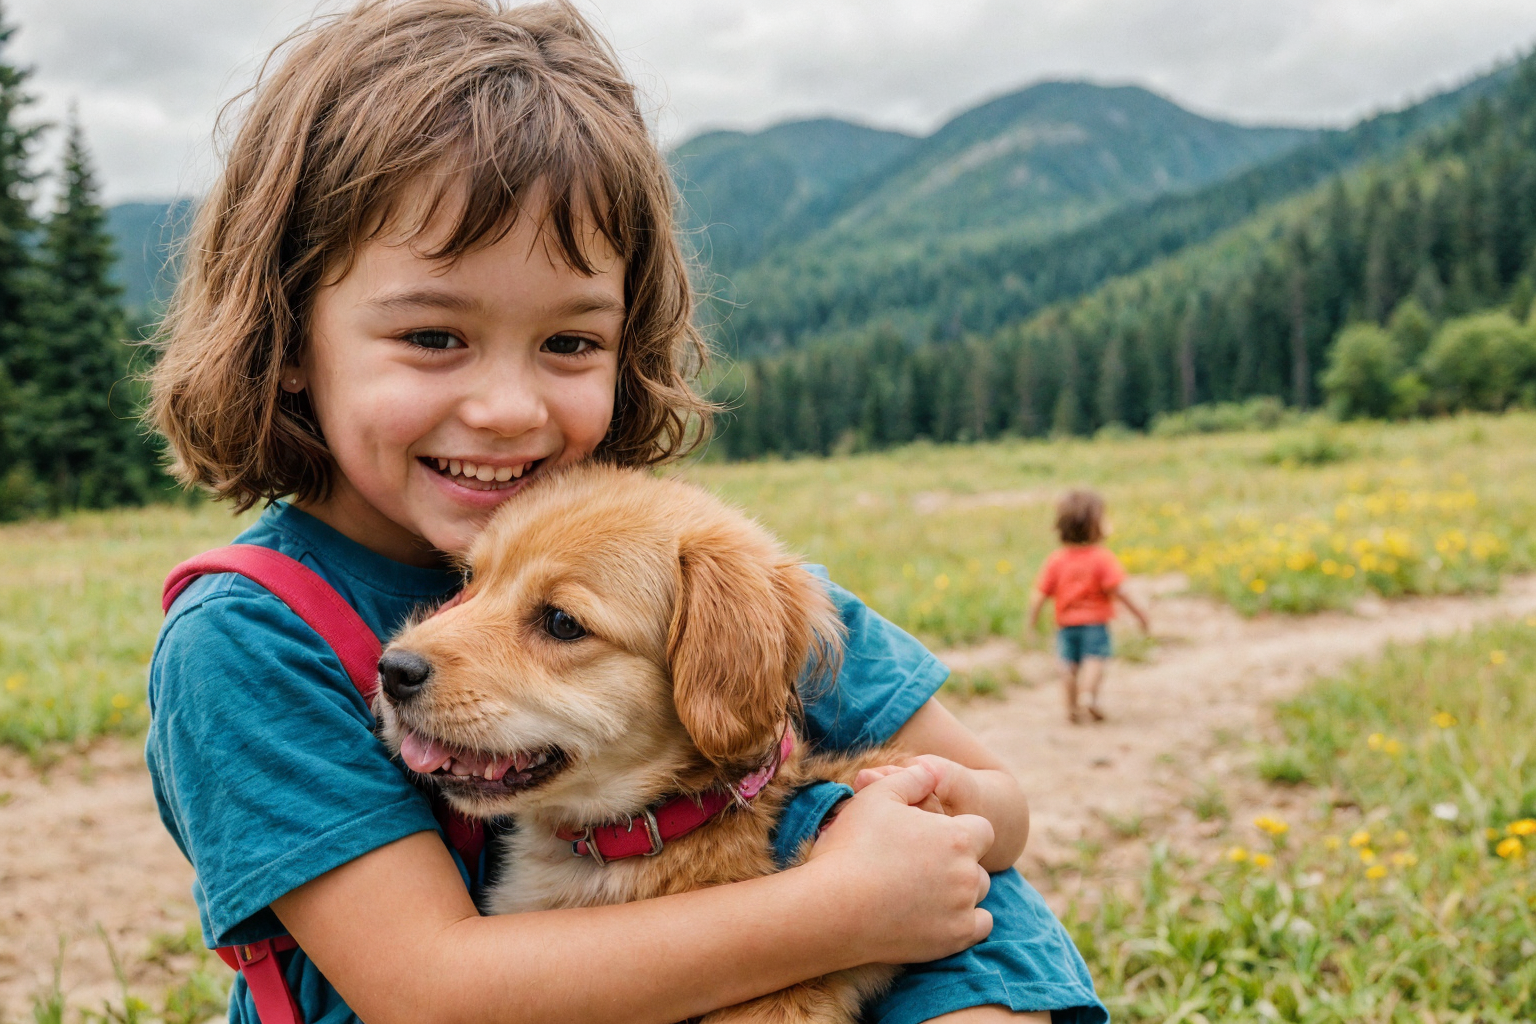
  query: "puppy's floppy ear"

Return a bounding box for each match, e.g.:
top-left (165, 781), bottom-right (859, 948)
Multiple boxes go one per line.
top-left (667, 518), bottom-right (843, 768)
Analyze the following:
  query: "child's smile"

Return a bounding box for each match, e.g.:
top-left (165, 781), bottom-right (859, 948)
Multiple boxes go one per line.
top-left (292, 189), bottom-right (625, 565)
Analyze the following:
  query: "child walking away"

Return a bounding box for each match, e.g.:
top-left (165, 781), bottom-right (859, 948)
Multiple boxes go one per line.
top-left (1029, 489), bottom-right (1149, 724)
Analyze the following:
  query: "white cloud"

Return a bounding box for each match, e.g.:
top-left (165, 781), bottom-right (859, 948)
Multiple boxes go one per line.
top-left (4, 0), bottom-right (1533, 203)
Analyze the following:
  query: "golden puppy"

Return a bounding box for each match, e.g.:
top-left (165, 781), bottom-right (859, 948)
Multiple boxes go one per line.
top-left (375, 462), bottom-right (898, 1023)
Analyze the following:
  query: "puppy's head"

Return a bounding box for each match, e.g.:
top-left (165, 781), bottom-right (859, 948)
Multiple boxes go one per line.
top-left (375, 463), bottom-right (842, 825)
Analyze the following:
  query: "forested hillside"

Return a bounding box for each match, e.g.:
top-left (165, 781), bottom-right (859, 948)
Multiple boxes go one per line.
top-left (701, 82), bottom-right (1317, 354)
top-left (672, 119), bottom-right (918, 279)
top-left (717, 55), bottom-right (1536, 459)
top-left (709, 72), bottom-right (1502, 358)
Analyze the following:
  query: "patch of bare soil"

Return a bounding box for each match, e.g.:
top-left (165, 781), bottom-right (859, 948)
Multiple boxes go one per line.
top-left (944, 574), bottom-right (1536, 904)
top-left (5, 576), bottom-right (1536, 1018)
top-left (0, 740), bottom-right (199, 1020)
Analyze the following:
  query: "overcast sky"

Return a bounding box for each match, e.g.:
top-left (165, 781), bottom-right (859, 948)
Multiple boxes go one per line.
top-left (9, 0), bottom-right (1536, 204)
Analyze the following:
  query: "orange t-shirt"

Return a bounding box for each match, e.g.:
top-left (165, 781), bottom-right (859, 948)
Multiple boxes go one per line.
top-left (1035, 545), bottom-right (1126, 627)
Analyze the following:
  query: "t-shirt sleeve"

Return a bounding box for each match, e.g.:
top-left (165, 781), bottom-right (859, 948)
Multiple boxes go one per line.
top-left (145, 577), bottom-right (441, 947)
top-left (798, 567), bottom-right (950, 752)
top-left (1034, 552), bottom-right (1060, 596)
top-left (1098, 549), bottom-right (1127, 591)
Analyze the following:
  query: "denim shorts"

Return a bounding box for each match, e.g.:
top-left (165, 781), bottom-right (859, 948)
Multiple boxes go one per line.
top-left (1056, 624), bottom-right (1112, 664)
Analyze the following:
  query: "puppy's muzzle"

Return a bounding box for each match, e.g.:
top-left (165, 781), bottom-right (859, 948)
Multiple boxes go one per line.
top-left (379, 648), bottom-right (432, 702)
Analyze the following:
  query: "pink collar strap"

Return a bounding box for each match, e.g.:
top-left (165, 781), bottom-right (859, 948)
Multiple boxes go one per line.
top-left (556, 729), bottom-right (794, 866)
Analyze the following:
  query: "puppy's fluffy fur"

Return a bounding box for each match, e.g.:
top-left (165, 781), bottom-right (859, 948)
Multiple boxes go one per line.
top-left (377, 463), bottom-right (898, 1023)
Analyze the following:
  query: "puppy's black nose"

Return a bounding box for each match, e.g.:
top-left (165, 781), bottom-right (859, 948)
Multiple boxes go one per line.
top-left (379, 649), bottom-right (432, 702)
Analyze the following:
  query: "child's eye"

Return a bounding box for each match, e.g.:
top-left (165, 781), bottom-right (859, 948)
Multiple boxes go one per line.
top-left (403, 329), bottom-right (464, 351)
top-left (542, 334), bottom-right (596, 356)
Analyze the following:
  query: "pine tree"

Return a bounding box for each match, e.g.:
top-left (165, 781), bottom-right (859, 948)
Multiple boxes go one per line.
top-left (17, 114), bottom-right (152, 508)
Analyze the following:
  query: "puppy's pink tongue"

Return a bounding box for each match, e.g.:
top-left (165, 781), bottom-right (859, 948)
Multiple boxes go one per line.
top-left (400, 732), bottom-right (452, 773)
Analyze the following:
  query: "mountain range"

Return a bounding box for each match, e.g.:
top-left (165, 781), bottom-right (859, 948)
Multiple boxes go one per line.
top-left (105, 79), bottom-right (1317, 314)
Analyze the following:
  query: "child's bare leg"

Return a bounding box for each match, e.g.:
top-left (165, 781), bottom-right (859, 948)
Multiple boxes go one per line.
top-left (1079, 657), bottom-right (1107, 720)
top-left (1060, 661), bottom-right (1080, 723)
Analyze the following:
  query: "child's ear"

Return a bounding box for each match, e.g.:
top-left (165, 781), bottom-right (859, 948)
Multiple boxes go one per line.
top-left (667, 519), bottom-right (843, 768)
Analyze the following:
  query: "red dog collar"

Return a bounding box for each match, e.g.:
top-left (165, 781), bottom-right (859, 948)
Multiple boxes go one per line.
top-left (556, 730), bottom-right (794, 866)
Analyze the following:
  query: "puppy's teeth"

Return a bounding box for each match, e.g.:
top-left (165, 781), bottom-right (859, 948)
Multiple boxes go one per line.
top-left (512, 463), bottom-right (525, 479)
top-left (449, 459), bottom-right (462, 476)
top-left (484, 764), bottom-right (496, 780)
top-left (494, 465), bottom-right (513, 482)
top-left (436, 458), bottom-right (448, 471)
top-left (532, 752), bottom-right (547, 766)
top-left (449, 759), bottom-right (471, 777)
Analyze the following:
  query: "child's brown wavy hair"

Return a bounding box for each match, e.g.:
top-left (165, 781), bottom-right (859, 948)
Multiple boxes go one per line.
top-left (149, 0), bottom-right (711, 512)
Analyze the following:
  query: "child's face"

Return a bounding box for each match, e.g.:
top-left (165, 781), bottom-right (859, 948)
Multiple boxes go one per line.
top-left (297, 195), bottom-right (624, 564)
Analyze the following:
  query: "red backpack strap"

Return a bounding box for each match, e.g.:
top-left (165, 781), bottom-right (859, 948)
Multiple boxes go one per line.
top-left (214, 938), bottom-right (303, 1024)
top-left (163, 544), bottom-right (382, 700)
top-left (163, 542), bottom-right (489, 1022)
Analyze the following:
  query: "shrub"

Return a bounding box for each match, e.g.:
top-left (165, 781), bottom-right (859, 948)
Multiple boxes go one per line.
top-left (1322, 323), bottom-right (1403, 420)
top-left (1419, 311), bottom-right (1536, 412)
top-left (1150, 396), bottom-right (1289, 437)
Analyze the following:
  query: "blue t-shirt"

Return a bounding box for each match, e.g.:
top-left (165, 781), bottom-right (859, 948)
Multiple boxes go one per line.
top-left (147, 502), bottom-right (1105, 1023)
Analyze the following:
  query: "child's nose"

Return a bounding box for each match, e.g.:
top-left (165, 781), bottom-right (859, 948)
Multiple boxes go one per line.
top-left (460, 375), bottom-right (551, 437)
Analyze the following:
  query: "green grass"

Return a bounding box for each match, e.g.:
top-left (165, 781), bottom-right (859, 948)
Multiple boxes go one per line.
top-left (0, 505), bottom-right (256, 754)
top-left (1067, 616), bottom-right (1536, 1022)
top-left (5, 412), bottom-right (1536, 753)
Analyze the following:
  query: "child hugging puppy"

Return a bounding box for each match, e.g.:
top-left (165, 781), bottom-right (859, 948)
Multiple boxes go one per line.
top-left (1029, 489), bottom-right (1150, 724)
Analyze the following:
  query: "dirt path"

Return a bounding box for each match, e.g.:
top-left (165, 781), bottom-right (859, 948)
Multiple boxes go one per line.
top-left (944, 574), bottom-right (1536, 884)
top-left (5, 577), bottom-right (1536, 1019)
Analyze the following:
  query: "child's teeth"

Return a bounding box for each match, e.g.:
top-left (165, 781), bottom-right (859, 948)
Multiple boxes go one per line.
top-left (475, 464), bottom-right (495, 482)
top-left (494, 465), bottom-right (513, 482)
top-left (436, 458), bottom-right (447, 471)
top-left (449, 459), bottom-right (462, 476)
top-left (512, 463), bottom-right (525, 479)
top-left (462, 461), bottom-right (478, 478)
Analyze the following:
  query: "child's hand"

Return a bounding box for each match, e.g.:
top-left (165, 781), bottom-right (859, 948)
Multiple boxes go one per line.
top-left (855, 756), bottom-right (986, 819)
top-left (807, 762), bottom-right (995, 965)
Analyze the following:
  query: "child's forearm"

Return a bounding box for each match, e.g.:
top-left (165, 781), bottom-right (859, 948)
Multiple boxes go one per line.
top-left (958, 767), bottom-right (1030, 871)
top-left (274, 766), bottom-right (994, 1024)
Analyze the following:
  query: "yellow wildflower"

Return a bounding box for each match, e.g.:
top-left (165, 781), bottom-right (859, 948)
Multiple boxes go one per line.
top-left (1253, 815), bottom-right (1289, 836)
top-left (1431, 712), bottom-right (1457, 729)
top-left (1383, 738), bottom-right (1402, 755)
top-left (1392, 830), bottom-right (1409, 845)
top-left (1250, 578), bottom-right (1267, 594)
top-left (1359, 848), bottom-right (1377, 865)
top-left (1323, 836), bottom-right (1342, 851)
top-left (1226, 846), bottom-right (1249, 863)
top-left (995, 560), bottom-right (1013, 575)
top-left (1497, 837), bottom-right (1525, 860)
top-left (1321, 559), bottom-right (1339, 575)
top-left (1507, 820), bottom-right (1536, 837)
top-left (1367, 733), bottom-right (1385, 751)
top-left (1490, 650), bottom-right (1507, 666)
top-left (1366, 864), bottom-right (1388, 880)
top-left (933, 574), bottom-right (950, 591)
top-left (1340, 565), bottom-right (1357, 579)
top-left (1349, 830), bottom-right (1371, 848)
top-left (3, 674), bottom-right (21, 693)
top-left (1251, 853), bottom-right (1274, 868)
top-left (1390, 852), bottom-right (1418, 868)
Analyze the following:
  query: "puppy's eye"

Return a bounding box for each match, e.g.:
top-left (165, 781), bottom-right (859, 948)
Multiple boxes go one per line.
top-left (543, 608), bottom-right (587, 642)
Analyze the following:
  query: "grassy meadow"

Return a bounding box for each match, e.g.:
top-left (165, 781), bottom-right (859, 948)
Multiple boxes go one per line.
top-left (4, 411), bottom-right (1536, 753)
top-left (1068, 615), bottom-right (1536, 1023)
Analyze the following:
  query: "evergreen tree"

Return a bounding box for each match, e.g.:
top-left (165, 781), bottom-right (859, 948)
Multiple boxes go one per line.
top-left (16, 114), bottom-right (153, 508)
